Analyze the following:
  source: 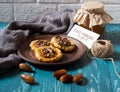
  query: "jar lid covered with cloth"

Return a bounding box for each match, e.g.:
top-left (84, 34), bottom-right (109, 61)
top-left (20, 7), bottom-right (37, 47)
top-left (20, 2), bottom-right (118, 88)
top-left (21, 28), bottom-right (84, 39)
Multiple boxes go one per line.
top-left (73, 1), bottom-right (113, 35)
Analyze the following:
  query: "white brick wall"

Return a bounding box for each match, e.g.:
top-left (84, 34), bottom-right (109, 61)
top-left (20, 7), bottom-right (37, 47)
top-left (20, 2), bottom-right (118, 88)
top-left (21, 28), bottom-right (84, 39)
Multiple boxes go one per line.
top-left (37, 0), bottom-right (80, 3)
top-left (0, 4), bottom-right (13, 22)
top-left (0, 0), bottom-right (120, 23)
top-left (14, 4), bottom-right (57, 21)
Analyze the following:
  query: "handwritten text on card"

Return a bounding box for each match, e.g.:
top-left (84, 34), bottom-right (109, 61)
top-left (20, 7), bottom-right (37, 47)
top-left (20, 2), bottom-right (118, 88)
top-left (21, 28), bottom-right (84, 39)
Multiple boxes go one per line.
top-left (67, 24), bottom-right (100, 49)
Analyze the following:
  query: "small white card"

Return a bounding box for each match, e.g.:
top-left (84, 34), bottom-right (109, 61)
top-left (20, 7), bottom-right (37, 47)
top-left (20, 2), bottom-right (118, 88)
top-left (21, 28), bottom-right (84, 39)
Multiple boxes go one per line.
top-left (67, 24), bottom-right (100, 49)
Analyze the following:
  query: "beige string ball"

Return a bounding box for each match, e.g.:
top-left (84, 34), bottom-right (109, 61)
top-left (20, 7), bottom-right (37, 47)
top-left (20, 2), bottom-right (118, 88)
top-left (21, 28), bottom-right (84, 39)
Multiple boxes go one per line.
top-left (91, 40), bottom-right (113, 58)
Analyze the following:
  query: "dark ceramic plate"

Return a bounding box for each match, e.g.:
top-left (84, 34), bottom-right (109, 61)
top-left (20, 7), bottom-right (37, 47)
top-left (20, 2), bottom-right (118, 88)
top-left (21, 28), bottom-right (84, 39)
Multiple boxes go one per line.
top-left (17, 34), bottom-right (86, 66)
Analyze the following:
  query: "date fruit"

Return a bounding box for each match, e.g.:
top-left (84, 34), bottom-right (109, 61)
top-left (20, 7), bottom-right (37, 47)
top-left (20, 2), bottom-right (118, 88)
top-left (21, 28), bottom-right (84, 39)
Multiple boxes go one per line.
top-left (59, 74), bottom-right (73, 83)
top-left (19, 63), bottom-right (33, 72)
top-left (53, 69), bottom-right (67, 79)
top-left (73, 73), bottom-right (83, 84)
top-left (21, 74), bottom-right (34, 84)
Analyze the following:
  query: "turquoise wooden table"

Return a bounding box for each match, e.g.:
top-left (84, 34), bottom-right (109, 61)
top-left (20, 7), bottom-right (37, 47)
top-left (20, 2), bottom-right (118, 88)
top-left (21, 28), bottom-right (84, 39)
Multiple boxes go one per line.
top-left (0, 23), bottom-right (120, 92)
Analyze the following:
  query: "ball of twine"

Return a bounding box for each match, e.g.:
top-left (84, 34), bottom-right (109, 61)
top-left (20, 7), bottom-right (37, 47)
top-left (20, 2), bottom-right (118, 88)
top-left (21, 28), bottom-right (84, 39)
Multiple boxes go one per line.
top-left (91, 40), bottom-right (113, 58)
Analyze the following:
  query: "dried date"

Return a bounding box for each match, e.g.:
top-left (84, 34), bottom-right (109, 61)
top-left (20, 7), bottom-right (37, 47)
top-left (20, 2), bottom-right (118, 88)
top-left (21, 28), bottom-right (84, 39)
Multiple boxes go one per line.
top-left (21, 74), bottom-right (35, 84)
top-left (53, 69), bottom-right (67, 79)
top-left (19, 63), bottom-right (33, 72)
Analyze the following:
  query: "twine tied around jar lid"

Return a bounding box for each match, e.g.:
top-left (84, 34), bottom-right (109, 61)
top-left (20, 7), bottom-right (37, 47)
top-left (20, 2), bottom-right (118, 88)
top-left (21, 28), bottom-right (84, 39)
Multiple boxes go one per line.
top-left (73, 1), bottom-right (113, 35)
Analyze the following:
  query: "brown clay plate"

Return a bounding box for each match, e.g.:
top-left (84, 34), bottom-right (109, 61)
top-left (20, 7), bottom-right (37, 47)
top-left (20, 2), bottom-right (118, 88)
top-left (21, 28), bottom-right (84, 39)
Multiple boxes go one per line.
top-left (17, 34), bottom-right (86, 66)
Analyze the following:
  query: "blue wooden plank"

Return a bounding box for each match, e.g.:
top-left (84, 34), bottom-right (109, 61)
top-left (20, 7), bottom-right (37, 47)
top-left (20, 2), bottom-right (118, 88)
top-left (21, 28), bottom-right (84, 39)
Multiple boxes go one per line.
top-left (0, 69), bottom-right (21, 92)
top-left (30, 66), bottom-right (73, 92)
top-left (0, 22), bottom-right (8, 31)
top-left (104, 24), bottom-right (120, 92)
top-left (71, 57), bottom-right (112, 92)
top-left (12, 64), bottom-right (36, 92)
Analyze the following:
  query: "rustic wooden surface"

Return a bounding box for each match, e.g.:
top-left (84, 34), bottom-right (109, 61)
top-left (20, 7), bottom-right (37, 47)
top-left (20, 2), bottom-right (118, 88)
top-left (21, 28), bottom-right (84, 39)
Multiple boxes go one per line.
top-left (0, 23), bottom-right (120, 92)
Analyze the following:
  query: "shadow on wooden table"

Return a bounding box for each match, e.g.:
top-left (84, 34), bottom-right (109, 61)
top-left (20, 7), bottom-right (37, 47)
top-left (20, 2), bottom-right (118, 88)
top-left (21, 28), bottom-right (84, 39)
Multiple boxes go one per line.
top-left (66, 53), bottom-right (93, 70)
top-left (0, 69), bottom-right (20, 79)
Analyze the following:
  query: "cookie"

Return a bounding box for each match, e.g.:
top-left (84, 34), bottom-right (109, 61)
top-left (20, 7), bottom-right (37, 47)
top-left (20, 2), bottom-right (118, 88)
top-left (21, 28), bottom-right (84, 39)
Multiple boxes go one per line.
top-left (34, 46), bottom-right (63, 63)
top-left (29, 40), bottom-right (51, 51)
top-left (50, 35), bottom-right (75, 52)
